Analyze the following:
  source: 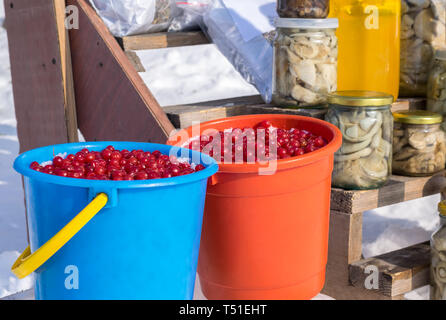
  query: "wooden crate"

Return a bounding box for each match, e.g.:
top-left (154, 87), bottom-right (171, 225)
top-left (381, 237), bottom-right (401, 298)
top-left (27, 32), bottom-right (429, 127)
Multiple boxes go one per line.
top-left (5, 0), bottom-right (440, 300)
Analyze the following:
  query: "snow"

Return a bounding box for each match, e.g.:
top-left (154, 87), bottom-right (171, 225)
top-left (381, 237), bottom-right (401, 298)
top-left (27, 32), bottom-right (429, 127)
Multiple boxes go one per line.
top-left (137, 44), bottom-right (259, 107)
top-left (0, 1), bottom-right (439, 300)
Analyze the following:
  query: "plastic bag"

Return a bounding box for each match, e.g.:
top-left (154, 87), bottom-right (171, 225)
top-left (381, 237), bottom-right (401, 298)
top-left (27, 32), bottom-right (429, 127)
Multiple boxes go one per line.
top-left (90, 0), bottom-right (179, 37)
top-left (400, 0), bottom-right (446, 97)
top-left (169, 1), bottom-right (205, 31)
top-left (180, 0), bottom-right (275, 103)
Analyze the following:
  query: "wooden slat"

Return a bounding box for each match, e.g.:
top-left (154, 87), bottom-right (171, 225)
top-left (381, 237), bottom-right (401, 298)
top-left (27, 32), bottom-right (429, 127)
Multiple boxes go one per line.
top-left (392, 97), bottom-right (426, 113)
top-left (322, 211), bottom-right (403, 300)
top-left (164, 98), bottom-right (427, 129)
top-left (54, 0), bottom-right (78, 143)
top-left (124, 51), bottom-right (146, 72)
top-left (119, 31), bottom-right (209, 51)
top-left (67, 0), bottom-right (174, 143)
top-left (331, 171), bottom-right (446, 214)
top-left (165, 104), bottom-right (327, 129)
top-left (5, 0), bottom-right (71, 152)
top-left (349, 242), bottom-right (430, 297)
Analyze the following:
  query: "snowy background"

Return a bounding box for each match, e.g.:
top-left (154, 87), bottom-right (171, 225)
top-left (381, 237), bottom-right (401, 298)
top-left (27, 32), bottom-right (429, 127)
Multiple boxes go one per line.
top-left (0, 1), bottom-right (440, 299)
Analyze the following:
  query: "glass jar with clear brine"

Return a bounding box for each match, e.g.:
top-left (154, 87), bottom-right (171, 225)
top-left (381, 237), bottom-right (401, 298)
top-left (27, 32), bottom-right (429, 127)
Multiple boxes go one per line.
top-left (431, 200), bottom-right (446, 300)
top-left (325, 91), bottom-right (394, 190)
top-left (272, 18), bottom-right (338, 107)
top-left (392, 111), bottom-right (446, 176)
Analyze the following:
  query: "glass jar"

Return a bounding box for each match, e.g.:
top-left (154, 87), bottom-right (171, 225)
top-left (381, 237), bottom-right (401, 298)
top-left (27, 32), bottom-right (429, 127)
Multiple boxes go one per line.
top-left (400, 0), bottom-right (445, 97)
top-left (393, 111), bottom-right (446, 176)
top-left (427, 50), bottom-right (446, 120)
top-left (277, 0), bottom-right (330, 18)
top-left (329, 1), bottom-right (401, 100)
top-left (431, 200), bottom-right (446, 300)
top-left (325, 91), bottom-right (394, 190)
top-left (272, 18), bottom-right (338, 107)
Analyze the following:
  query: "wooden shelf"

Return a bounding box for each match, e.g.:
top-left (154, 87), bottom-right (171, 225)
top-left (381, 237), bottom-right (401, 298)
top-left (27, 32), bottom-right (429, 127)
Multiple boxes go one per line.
top-left (331, 171), bottom-right (446, 214)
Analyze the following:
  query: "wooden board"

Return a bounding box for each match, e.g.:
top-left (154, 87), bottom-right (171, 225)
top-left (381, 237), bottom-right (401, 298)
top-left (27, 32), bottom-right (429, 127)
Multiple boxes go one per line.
top-left (4, 0), bottom-right (72, 152)
top-left (165, 98), bottom-right (427, 129)
top-left (321, 211), bottom-right (404, 300)
top-left (331, 171), bottom-right (446, 214)
top-left (165, 99), bottom-right (327, 129)
top-left (54, 0), bottom-right (79, 143)
top-left (124, 51), bottom-right (146, 72)
top-left (349, 242), bottom-right (430, 297)
top-left (67, 0), bottom-right (174, 143)
top-left (119, 31), bottom-right (209, 51)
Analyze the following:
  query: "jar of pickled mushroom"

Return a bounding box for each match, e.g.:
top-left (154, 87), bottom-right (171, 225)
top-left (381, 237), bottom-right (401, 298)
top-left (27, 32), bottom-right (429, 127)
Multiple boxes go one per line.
top-left (431, 200), bottom-right (446, 300)
top-left (393, 111), bottom-right (446, 176)
top-left (277, 0), bottom-right (330, 18)
top-left (272, 18), bottom-right (338, 108)
top-left (325, 91), bottom-right (394, 190)
top-left (427, 49), bottom-right (446, 120)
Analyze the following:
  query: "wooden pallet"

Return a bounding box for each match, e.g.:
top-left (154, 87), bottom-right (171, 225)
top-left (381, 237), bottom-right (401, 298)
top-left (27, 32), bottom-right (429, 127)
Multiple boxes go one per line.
top-left (324, 171), bottom-right (446, 300)
top-left (5, 0), bottom-right (439, 301)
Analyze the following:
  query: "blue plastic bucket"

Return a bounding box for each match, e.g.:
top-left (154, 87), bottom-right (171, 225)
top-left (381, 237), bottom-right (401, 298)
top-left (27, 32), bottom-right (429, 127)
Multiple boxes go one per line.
top-left (13, 142), bottom-right (218, 300)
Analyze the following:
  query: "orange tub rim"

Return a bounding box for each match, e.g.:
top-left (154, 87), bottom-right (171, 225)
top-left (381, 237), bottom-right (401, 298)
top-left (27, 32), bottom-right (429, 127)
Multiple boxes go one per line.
top-left (167, 114), bottom-right (343, 173)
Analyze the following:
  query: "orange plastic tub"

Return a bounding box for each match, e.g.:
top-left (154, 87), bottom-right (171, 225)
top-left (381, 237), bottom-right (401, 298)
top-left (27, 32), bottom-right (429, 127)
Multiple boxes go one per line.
top-left (168, 114), bottom-right (342, 300)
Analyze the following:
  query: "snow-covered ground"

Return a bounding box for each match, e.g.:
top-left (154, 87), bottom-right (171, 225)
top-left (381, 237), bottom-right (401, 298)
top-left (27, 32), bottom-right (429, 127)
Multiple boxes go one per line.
top-left (0, 2), bottom-right (441, 300)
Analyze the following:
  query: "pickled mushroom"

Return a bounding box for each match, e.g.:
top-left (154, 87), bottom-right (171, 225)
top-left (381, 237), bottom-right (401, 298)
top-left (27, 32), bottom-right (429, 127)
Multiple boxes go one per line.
top-left (431, 230), bottom-right (446, 300)
top-left (400, 0), bottom-right (446, 96)
top-left (274, 29), bottom-right (337, 106)
top-left (327, 108), bottom-right (392, 190)
top-left (392, 122), bottom-right (446, 175)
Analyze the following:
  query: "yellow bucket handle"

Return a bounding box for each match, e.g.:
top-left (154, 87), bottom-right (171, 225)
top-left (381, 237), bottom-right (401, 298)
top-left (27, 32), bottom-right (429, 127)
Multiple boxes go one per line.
top-left (11, 193), bottom-right (109, 279)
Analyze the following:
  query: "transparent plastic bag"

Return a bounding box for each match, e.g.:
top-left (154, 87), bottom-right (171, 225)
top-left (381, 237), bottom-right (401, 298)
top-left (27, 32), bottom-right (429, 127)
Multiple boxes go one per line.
top-left (400, 0), bottom-right (446, 97)
top-left (180, 0), bottom-right (275, 103)
top-left (169, 1), bottom-right (206, 31)
top-left (90, 0), bottom-right (180, 37)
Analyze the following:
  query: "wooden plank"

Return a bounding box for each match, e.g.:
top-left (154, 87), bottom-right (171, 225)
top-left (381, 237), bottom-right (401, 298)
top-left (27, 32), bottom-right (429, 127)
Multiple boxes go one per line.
top-left (5, 0), bottom-right (71, 152)
top-left (54, 0), bottom-right (78, 143)
top-left (322, 211), bottom-right (403, 300)
top-left (392, 97), bottom-right (426, 113)
top-left (67, 0), bottom-right (175, 143)
top-left (331, 170), bottom-right (446, 214)
top-left (164, 97), bottom-right (426, 129)
top-left (349, 242), bottom-right (430, 297)
top-left (165, 103), bottom-right (327, 128)
top-left (119, 31), bottom-right (209, 51)
top-left (124, 51), bottom-right (146, 72)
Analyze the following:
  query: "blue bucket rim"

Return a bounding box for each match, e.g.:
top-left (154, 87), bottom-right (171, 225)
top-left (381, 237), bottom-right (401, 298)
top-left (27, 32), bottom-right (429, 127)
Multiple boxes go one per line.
top-left (14, 142), bottom-right (219, 189)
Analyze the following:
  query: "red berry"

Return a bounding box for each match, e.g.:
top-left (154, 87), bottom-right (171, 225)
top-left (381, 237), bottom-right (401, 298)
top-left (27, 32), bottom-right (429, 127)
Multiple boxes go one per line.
top-left (195, 164), bottom-right (205, 171)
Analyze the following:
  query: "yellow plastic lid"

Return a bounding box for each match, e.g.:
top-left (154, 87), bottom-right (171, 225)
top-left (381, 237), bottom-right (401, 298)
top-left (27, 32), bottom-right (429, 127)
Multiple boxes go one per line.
top-left (328, 91), bottom-right (394, 107)
top-left (438, 200), bottom-right (446, 217)
top-left (393, 110), bottom-right (443, 125)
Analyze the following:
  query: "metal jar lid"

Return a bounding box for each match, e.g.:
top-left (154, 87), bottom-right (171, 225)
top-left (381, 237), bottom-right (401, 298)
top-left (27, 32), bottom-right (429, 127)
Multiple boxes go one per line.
top-left (275, 17), bottom-right (339, 29)
top-left (438, 200), bottom-right (446, 217)
top-left (327, 91), bottom-right (394, 107)
top-left (393, 110), bottom-right (443, 125)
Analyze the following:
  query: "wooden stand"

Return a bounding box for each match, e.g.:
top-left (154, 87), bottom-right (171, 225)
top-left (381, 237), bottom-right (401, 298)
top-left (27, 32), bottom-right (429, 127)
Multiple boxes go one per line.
top-left (4, 0), bottom-right (441, 300)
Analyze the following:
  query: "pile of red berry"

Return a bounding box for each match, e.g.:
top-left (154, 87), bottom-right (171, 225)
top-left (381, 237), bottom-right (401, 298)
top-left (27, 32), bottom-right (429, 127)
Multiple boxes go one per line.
top-left (29, 146), bottom-right (204, 180)
top-left (188, 120), bottom-right (327, 163)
